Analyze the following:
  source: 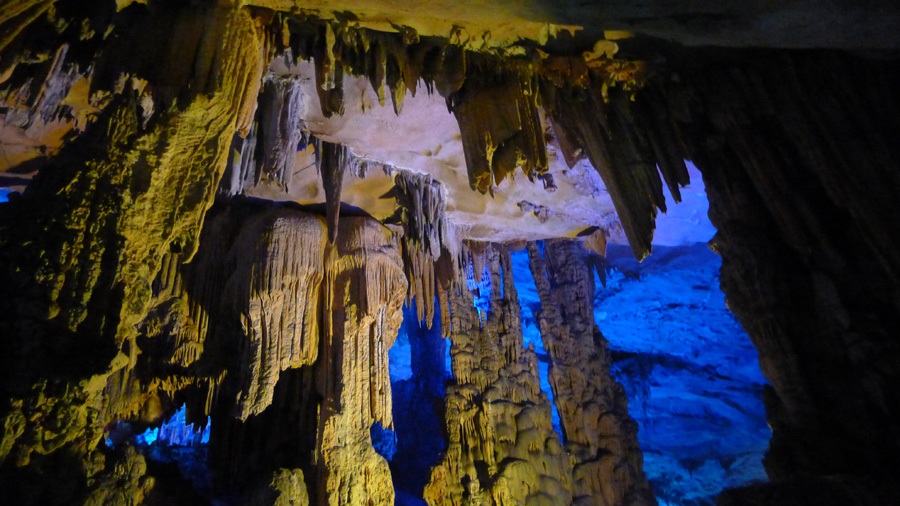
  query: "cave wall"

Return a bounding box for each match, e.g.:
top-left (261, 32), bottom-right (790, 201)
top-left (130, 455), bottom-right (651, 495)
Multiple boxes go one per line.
top-left (648, 51), bottom-right (900, 503)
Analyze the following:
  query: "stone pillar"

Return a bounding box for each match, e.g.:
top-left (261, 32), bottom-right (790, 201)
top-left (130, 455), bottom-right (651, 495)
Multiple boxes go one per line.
top-left (425, 243), bottom-right (572, 506)
top-left (526, 240), bottom-right (654, 506)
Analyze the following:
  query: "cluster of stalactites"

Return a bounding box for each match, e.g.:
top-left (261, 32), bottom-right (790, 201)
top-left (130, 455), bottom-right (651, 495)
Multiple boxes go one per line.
top-left (542, 82), bottom-right (690, 259)
top-left (386, 170), bottom-right (457, 334)
top-left (272, 12), bottom-right (681, 259)
top-left (448, 67), bottom-right (549, 193)
top-left (149, 207), bottom-right (328, 421)
top-left (224, 75), bottom-right (309, 196)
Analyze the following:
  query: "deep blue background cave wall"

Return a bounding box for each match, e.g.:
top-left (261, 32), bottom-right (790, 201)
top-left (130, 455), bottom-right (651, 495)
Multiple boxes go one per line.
top-left (596, 245), bottom-right (770, 505)
top-left (388, 303), bottom-right (452, 506)
top-left (512, 162), bottom-right (770, 505)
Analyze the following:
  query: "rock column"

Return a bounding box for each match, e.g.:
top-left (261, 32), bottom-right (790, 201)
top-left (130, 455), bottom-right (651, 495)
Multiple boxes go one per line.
top-left (425, 243), bottom-right (572, 506)
top-left (526, 240), bottom-right (654, 506)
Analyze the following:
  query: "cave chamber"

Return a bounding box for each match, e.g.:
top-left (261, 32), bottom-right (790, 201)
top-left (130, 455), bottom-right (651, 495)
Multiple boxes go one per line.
top-left (1, 1), bottom-right (899, 505)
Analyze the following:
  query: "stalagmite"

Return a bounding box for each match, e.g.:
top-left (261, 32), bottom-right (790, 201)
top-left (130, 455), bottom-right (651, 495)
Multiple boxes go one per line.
top-left (425, 243), bottom-right (573, 506)
top-left (526, 240), bottom-right (654, 506)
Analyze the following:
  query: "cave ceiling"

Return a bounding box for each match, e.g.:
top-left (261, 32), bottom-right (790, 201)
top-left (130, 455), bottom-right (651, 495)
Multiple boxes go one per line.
top-left (4, 0), bottom-right (899, 254)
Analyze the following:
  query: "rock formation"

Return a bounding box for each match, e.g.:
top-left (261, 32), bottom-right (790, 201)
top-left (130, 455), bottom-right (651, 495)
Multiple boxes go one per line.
top-left (425, 242), bottom-right (574, 506)
top-left (151, 203), bottom-right (404, 506)
top-left (2, 1), bottom-right (900, 505)
top-left (650, 51), bottom-right (900, 503)
top-left (526, 240), bottom-right (654, 506)
top-left (314, 216), bottom-right (406, 506)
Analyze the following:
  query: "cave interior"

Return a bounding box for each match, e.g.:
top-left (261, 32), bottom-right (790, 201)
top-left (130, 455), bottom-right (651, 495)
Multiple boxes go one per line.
top-left (1, 1), bottom-right (899, 505)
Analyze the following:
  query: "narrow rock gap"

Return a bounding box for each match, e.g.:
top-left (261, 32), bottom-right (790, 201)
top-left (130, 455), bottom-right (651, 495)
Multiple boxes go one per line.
top-left (387, 302), bottom-right (449, 506)
top-left (510, 249), bottom-right (565, 442)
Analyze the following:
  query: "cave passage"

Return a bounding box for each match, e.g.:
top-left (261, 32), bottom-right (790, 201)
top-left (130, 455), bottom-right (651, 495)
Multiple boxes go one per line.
top-left (592, 166), bottom-right (770, 505)
top-left (388, 303), bottom-right (451, 505)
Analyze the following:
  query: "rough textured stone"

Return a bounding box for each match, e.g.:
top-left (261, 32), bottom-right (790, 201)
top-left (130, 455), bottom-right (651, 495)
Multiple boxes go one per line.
top-left (425, 243), bottom-right (573, 506)
top-left (251, 468), bottom-right (310, 506)
top-left (526, 240), bottom-right (654, 506)
top-left (0, 5), bottom-right (269, 504)
top-left (3, 2), bottom-right (900, 505)
top-left (650, 51), bottom-right (900, 503)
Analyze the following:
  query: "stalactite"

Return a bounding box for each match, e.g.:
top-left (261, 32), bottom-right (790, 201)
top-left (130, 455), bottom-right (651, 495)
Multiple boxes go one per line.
top-left (526, 240), bottom-right (654, 506)
top-left (225, 210), bottom-right (326, 419)
top-left (318, 139), bottom-right (346, 244)
top-left (224, 124), bottom-right (259, 196)
top-left (390, 170), bottom-right (453, 328)
top-left (258, 76), bottom-right (306, 188)
top-left (222, 75), bottom-right (308, 196)
top-left (542, 82), bottom-right (668, 260)
top-left (277, 14), bottom-right (653, 239)
top-left (316, 216), bottom-right (407, 506)
top-left (145, 203), bottom-right (405, 505)
top-left (425, 243), bottom-right (573, 506)
top-left (141, 204), bottom-right (327, 423)
top-left (448, 71), bottom-right (548, 193)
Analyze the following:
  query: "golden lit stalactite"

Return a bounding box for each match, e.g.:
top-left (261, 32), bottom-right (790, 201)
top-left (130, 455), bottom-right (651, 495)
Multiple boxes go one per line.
top-left (317, 139), bottom-right (347, 244)
top-left (448, 70), bottom-right (548, 193)
top-left (389, 170), bottom-right (453, 329)
top-left (317, 217), bottom-right (406, 506)
top-left (541, 81), bottom-right (666, 261)
top-left (218, 210), bottom-right (327, 420)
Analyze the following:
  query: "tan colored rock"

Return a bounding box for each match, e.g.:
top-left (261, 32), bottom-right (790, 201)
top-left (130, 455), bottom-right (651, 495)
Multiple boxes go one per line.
top-left (82, 445), bottom-right (154, 506)
top-left (315, 216), bottom-right (407, 506)
top-left (425, 243), bottom-right (573, 506)
top-left (252, 468), bottom-right (310, 506)
top-left (526, 240), bottom-right (654, 506)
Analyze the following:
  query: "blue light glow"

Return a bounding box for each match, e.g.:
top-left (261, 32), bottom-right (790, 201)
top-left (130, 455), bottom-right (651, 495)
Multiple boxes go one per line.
top-left (389, 302), bottom-right (449, 503)
top-left (135, 405), bottom-right (210, 447)
top-left (597, 243), bottom-right (770, 504)
top-left (510, 252), bottom-right (564, 440)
